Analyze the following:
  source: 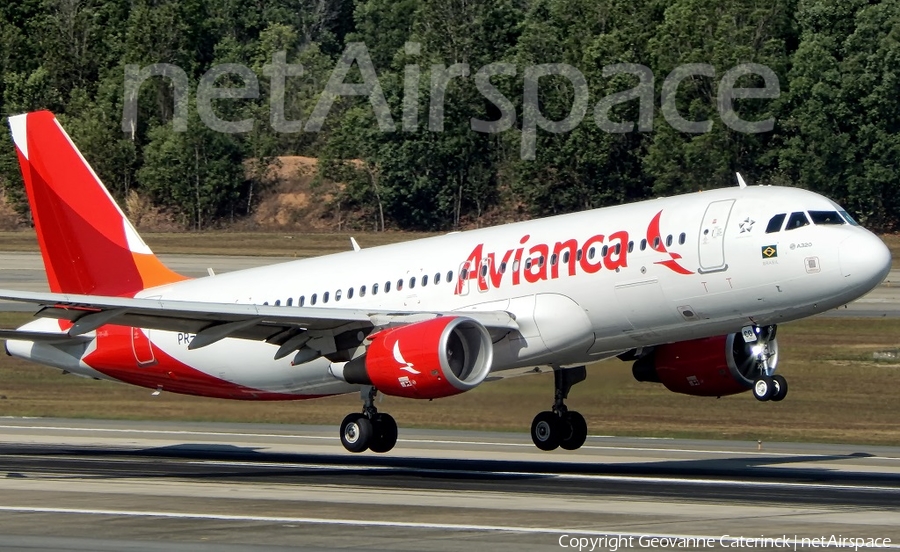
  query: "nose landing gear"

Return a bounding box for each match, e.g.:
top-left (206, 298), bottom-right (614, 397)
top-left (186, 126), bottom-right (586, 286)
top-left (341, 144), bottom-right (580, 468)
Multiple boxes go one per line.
top-left (744, 325), bottom-right (788, 402)
top-left (753, 374), bottom-right (788, 402)
top-left (530, 366), bottom-right (589, 451)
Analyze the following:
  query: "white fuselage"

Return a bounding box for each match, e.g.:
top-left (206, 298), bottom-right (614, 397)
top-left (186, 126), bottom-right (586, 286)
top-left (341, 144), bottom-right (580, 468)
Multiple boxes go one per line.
top-left (13, 186), bottom-right (892, 397)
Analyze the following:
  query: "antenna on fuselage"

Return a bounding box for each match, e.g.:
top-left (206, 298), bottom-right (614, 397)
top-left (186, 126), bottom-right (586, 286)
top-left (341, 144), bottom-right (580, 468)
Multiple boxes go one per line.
top-left (736, 172), bottom-right (748, 189)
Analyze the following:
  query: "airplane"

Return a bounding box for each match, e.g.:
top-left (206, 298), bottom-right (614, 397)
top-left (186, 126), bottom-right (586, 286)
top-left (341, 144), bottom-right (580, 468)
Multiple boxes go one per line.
top-left (0, 110), bottom-right (891, 454)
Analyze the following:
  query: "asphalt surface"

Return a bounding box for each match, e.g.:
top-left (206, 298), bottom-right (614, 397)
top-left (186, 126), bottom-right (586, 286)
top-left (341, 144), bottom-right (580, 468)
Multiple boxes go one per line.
top-left (0, 419), bottom-right (898, 551)
top-left (1, 251), bottom-right (899, 316)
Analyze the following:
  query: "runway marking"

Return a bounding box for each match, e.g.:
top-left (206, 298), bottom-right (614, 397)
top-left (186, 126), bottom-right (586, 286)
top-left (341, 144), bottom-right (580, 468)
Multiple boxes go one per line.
top-left (2, 424), bottom-right (899, 461)
top-left (1, 506), bottom-right (898, 547)
top-left (181, 459), bottom-right (900, 492)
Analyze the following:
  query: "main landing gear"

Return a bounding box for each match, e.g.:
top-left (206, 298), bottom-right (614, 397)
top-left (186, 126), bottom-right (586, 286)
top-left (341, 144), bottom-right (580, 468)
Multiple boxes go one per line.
top-left (745, 325), bottom-right (788, 403)
top-left (340, 386), bottom-right (398, 453)
top-left (530, 366), bottom-right (588, 451)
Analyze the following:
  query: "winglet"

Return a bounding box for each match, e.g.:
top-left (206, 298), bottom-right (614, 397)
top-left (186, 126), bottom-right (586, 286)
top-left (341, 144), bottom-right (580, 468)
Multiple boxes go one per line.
top-left (9, 111), bottom-right (187, 296)
top-left (736, 172), bottom-right (748, 189)
top-left (350, 237), bottom-right (361, 252)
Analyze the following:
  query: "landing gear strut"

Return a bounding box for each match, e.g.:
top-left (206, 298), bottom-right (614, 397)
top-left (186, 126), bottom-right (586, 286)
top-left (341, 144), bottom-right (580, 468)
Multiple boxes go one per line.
top-left (745, 325), bottom-right (788, 403)
top-left (339, 386), bottom-right (398, 453)
top-left (530, 366), bottom-right (588, 451)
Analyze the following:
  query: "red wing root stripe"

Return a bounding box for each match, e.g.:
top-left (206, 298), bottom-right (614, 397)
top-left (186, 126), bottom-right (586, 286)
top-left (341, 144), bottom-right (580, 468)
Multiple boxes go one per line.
top-left (84, 326), bottom-right (320, 401)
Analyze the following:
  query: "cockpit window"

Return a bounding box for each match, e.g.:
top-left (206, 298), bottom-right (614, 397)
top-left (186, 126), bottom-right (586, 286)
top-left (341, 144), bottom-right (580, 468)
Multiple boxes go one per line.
top-left (785, 211), bottom-right (810, 230)
top-left (839, 210), bottom-right (860, 226)
top-left (765, 213), bottom-right (786, 233)
top-left (808, 210), bottom-right (845, 225)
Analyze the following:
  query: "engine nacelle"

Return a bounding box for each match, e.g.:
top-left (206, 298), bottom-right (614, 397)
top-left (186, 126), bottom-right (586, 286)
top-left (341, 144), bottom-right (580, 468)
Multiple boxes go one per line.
top-left (632, 332), bottom-right (779, 397)
top-left (334, 316), bottom-right (493, 399)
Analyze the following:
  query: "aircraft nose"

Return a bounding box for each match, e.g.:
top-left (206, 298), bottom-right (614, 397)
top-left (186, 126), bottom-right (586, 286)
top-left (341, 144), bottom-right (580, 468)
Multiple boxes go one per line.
top-left (839, 232), bottom-right (892, 289)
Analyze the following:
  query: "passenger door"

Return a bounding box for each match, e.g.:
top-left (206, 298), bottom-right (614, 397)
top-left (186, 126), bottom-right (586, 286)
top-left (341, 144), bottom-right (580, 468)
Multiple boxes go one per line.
top-left (698, 199), bottom-right (735, 273)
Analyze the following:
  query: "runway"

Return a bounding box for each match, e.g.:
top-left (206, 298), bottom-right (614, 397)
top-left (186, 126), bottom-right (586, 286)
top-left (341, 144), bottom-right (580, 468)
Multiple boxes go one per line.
top-left (1, 251), bottom-right (898, 316)
top-left (0, 419), bottom-right (898, 551)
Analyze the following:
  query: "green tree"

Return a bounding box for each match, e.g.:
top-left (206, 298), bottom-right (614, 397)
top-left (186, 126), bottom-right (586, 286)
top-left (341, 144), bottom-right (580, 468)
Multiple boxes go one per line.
top-left (138, 113), bottom-right (247, 230)
top-left (643, 0), bottom-right (797, 196)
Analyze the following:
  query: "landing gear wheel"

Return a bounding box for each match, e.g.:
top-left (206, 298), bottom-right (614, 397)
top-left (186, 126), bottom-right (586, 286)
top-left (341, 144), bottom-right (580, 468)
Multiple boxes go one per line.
top-left (753, 377), bottom-right (774, 402)
top-left (531, 411), bottom-right (561, 451)
top-left (560, 411), bottom-right (587, 451)
top-left (340, 413), bottom-right (372, 453)
top-left (770, 375), bottom-right (788, 402)
top-left (369, 413), bottom-right (398, 453)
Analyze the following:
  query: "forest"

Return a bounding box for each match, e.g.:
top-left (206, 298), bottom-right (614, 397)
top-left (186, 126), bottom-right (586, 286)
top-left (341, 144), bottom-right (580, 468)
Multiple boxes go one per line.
top-left (0, 0), bottom-right (898, 231)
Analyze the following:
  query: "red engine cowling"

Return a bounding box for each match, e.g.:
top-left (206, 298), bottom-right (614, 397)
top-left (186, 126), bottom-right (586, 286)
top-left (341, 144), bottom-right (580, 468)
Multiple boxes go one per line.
top-left (632, 333), bottom-right (779, 397)
top-left (334, 316), bottom-right (493, 399)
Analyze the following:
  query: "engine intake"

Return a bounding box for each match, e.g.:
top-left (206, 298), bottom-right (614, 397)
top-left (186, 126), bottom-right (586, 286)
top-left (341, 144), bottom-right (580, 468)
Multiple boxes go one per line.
top-left (334, 316), bottom-right (493, 399)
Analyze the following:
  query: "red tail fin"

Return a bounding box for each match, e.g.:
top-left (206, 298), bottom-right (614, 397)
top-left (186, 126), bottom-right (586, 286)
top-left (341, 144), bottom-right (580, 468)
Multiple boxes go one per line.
top-left (9, 111), bottom-right (186, 296)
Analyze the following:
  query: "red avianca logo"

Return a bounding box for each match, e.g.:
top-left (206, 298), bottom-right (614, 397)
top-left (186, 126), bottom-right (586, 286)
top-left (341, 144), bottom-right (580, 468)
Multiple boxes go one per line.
top-left (455, 210), bottom-right (693, 294)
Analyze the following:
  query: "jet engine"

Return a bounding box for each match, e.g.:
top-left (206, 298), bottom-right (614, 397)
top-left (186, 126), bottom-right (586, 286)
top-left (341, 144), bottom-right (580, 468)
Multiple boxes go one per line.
top-left (332, 316), bottom-right (493, 399)
top-left (632, 329), bottom-right (778, 397)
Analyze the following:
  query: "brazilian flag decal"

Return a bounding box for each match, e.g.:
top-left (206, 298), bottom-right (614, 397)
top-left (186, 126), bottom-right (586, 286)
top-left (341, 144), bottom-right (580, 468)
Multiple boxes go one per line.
top-left (762, 245), bottom-right (778, 259)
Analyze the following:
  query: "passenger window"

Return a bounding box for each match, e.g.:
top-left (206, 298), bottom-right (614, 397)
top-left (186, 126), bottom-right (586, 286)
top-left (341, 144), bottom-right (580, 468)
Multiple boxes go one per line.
top-left (628, 241), bottom-right (634, 253)
top-left (766, 213), bottom-right (786, 233)
top-left (588, 247), bottom-right (595, 260)
top-left (562, 251), bottom-right (570, 263)
top-left (550, 254), bottom-right (558, 265)
top-left (525, 258), bottom-right (532, 270)
top-left (499, 263), bottom-right (507, 273)
top-left (409, 277), bottom-right (416, 289)
top-left (360, 285), bottom-right (366, 297)
top-left (299, 296), bottom-right (305, 307)
top-left (601, 245), bottom-right (608, 257)
top-left (263, 301), bottom-right (269, 306)
top-left (311, 294), bottom-right (317, 305)
top-left (786, 211), bottom-right (810, 230)
top-left (372, 283), bottom-right (378, 295)
top-left (577, 250), bottom-right (583, 261)
top-left (615, 243), bottom-right (621, 254)
top-left (286, 298), bottom-right (293, 307)
top-left (666, 235), bottom-right (673, 247)
top-left (653, 237), bottom-right (660, 248)
top-left (512, 260), bottom-right (520, 272)
top-left (481, 264), bottom-right (488, 276)
top-left (539, 256), bottom-right (545, 267)
top-left (640, 239), bottom-right (647, 251)
top-left (809, 210), bottom-right (845, 225)
top-left (385, 281), bottom-right (391, 293)
top-left (679, 233), bottom-right (686, 245)
top-left (435, 272), bottom-right (441, 283)
top-left (335, 289), bottom-right (342, 301)
top-left (348, 288), bottom-right (354, 299)
top-left (275, 299), bottom-right (281, 306)
top-left (422, 275), bottom-right (429, 286)
top-left (446, 271), bottom-right (453, 283)
top-left (397, 279), bottom-right (403, 291)
top-left (323, 291), bottom-right (330, 303)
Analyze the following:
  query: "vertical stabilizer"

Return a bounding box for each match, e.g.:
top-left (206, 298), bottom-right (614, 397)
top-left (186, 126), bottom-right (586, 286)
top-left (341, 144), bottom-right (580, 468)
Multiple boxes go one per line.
top-left (8, 111), bottom-right (186, 296)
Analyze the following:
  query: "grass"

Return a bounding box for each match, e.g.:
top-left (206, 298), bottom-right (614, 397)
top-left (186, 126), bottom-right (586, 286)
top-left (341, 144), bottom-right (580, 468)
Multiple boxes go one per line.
top-left (0, 231), bottom-right (431, 258)
top-left (1, 311), bottom-right (899, 445)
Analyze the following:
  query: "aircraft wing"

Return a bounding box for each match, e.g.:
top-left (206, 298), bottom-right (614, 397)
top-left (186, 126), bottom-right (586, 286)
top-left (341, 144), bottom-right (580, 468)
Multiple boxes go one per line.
top-left (0, 329), bottom-right (93, 344)
top-left (0, 289), bottom-right (517, 356)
